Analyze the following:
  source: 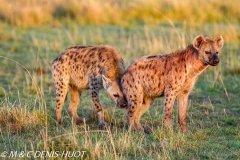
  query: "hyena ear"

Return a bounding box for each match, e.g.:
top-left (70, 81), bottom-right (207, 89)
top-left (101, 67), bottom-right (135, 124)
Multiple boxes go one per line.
top-left (193, 35), bottom-right (205, 50)
top-left (215, 35), bottom-right (224, 49)
top-left (102, 75), bottom-right (112, 89)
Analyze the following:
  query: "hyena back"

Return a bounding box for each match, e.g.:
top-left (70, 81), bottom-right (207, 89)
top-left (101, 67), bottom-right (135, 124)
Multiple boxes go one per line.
top-left (121, 35), bottom-right (224, 133)
top-left (52, 45), bottom-right (127, 128)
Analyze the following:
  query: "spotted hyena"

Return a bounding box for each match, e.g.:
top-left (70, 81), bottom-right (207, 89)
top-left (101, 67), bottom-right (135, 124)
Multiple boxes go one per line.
top-left (52, 45), bottom-right (127, 128)
top-left (121, 35), bottom-right (224, 133)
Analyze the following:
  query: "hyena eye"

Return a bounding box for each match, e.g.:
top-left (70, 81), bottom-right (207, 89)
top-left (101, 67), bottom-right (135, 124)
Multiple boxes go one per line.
top-left (216, 52), bottom-right (219, 54)
top-left (205, 51), bottom-right (211, 54)
top-left (113, 94), bottom-right (119, 98)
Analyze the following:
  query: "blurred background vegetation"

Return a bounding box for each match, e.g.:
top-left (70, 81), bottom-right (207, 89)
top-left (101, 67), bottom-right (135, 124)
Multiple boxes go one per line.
top-left (0, 0), bottom-right (239, 27)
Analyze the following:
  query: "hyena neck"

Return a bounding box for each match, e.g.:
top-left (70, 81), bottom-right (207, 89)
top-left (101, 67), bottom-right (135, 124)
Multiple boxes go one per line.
top-left (186, 45), bottom-right (208, 78)
top-left (103, 57), bottom-right (125, 81)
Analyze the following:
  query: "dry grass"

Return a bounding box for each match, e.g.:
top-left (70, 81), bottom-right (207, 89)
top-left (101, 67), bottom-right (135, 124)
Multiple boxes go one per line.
top-left (0, 0), bottom-right (239, 27)
top-left (0, 24), bottom-right (239, 158)
top-left (0, 100), bottom-right (45, 133)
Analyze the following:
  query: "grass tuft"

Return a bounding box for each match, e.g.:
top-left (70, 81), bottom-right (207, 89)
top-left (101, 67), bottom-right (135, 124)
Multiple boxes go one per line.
top-left (0, 100), bottom-right (45, 133)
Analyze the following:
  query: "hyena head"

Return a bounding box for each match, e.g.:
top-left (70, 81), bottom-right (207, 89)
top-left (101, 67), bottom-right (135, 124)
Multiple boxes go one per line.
top-left (102, 75), bottom-right (127, 108)
top-left (193, 35), bottom-right (224, 66)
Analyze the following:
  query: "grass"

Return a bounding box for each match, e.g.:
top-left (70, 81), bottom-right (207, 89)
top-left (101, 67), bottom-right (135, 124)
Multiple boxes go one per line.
top-left (0, 0), bottom-right (239, 27)
top-left (0, 1), bottom-right (240, 159)
top-left (0, 23), bottom-right (239, 159)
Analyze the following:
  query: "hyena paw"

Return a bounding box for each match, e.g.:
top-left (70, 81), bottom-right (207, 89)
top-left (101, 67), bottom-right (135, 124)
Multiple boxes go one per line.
top-left (56, 119), bottom-right (63, 125)
top-left (142, 125), bottom-right (152, 134)
top-left (181, 127), bottom-right (188, 133)
top-left (75, 118), bottom-right (84, 125)
top-left (98, 122), bottom-right (108, 130)
top-left (164, 120), bottom-right (172, 129)
top-left (129, 124), bottom-right (148, 133)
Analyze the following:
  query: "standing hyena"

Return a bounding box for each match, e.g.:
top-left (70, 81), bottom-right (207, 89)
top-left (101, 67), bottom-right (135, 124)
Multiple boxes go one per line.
top-left (52, 45), bottom-right (127, 128)
top-left (121, 35), bottom-right (224, 133)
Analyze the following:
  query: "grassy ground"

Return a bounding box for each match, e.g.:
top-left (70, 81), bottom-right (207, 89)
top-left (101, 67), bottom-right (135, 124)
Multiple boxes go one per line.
top-left (0, 22), bottom-right (239, 159)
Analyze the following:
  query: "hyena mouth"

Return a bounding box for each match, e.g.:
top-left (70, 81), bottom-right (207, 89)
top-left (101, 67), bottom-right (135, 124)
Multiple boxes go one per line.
top-left (119, 103), bottom-right (128, 109)
top-left (202, 59), bottom-right (209, 66)
top-left (209, 60), bottom-right (220, 66)
top-left (210, 63), bottom-right (219, 66)
top-left (118, 100), bottom-right (128, 109)
top-left (209, 56), bottom-right (220, 66)
top-left (202, 59), bottom-right (219, 66)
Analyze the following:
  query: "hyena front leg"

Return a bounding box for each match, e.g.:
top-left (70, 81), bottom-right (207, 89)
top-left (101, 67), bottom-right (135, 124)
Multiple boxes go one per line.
top-left (68, 85), bottom-right (83, 125)
top-left (177, 93), bottom-right (189, 132)
top-left (91, 90), bottom-right (107, 129)
top-left (164, 90), bottom-right (177, 129)
top-left (89, 77), bottom-right (107, 129)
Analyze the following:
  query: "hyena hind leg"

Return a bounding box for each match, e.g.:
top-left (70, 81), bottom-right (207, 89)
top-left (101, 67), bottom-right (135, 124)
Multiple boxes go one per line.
top-left (68, 85), bottom-right (83, 125)
top-left (136, 97), bottom-right (153, 134)
top-left (164, 90), bottom-right (177, 129)
top-left (54, 81), bottom-right (68, 125)
top-left (128, 100), bottom-right (145, 133)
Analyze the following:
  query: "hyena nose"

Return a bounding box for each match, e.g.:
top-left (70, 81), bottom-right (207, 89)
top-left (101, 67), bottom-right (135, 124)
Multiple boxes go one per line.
top-left (119, 101), bottom-right (127, 109)
top-left (213, 55), bottom-right (220, 65)
top-left (214, 58), bottom-right (220, 64)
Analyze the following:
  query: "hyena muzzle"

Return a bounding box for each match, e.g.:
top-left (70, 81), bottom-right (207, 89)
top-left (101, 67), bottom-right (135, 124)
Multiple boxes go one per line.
top-left (121, 35), bottom-right (224, 133)
top-left (52, 45), bottom-right (127, 129)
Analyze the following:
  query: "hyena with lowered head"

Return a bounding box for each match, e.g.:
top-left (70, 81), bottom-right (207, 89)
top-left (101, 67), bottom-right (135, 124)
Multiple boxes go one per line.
top-left (52, 45), bottom-right (127, 128)
top-left (121, 35), bottom-right (224, 133)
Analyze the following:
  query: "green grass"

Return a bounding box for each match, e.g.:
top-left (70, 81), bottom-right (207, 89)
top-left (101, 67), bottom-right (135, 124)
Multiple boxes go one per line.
top-left (0, 22), bottom-right (240, 159)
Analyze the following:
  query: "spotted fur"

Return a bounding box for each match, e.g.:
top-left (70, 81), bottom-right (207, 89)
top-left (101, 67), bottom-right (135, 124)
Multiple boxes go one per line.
top-left (52, 45), bottom-right (127, 128)
top-left (121, 35), bottom-right (224, 133)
